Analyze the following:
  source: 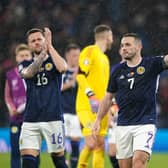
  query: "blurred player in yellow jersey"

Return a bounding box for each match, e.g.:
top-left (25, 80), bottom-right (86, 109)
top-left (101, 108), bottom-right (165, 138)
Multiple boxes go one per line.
top-left (76, 24), bottom-right (113, 168)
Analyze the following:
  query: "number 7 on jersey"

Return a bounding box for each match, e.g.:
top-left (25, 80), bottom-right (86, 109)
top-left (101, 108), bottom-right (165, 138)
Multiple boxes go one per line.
top-left (128, 78), bottom-right (135, 89)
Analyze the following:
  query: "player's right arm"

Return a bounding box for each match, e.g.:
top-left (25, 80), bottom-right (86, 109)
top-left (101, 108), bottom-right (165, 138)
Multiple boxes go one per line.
top-left (19, 51), bottom-right (46, 79)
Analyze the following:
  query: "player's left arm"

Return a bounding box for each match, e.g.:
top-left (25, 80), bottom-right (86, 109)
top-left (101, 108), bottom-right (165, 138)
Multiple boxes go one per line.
top-left (163, 54), bottom-right (168, 68)
top-left (44, 27), bottom-right (67, 73)
top-left (97, 92), bottom-right (114, 121)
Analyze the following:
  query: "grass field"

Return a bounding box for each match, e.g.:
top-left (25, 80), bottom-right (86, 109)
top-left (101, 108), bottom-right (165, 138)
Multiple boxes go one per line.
top-left (0, 152), bottom-right (168, 168)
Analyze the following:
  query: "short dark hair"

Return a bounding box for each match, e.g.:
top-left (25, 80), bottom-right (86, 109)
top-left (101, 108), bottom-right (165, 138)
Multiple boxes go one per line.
top-left (122, 33), bottom-right (141, 42)
top-left (65, 43), bottom-right (80, 53)
top-left (26, 28), bottom-right (44, 39)
top-left (94, 24), bottom-right (111, 35)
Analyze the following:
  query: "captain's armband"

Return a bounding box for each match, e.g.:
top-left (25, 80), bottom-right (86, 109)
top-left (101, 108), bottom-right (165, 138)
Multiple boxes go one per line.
top-left (85, 88), bottom-right (95, 97)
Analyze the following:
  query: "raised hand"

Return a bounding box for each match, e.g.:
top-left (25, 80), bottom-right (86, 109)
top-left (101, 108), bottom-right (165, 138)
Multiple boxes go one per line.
top-left (44, 27), bottom-right (52, 51)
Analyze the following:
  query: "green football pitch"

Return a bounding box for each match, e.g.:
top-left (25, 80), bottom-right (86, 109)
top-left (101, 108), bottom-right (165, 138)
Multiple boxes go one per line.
top-left (0, 152), bottom-right (168, 168)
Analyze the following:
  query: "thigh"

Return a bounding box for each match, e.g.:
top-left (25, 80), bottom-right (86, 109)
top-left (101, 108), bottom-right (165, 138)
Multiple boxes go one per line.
top-left (133, 150), bottom-right (149, 167)
top-left (118, 157), bottom-right (132, 168)
top-left (116, 126), bottom-right (133, 159)
top-left (41, 121), bottom-right (65, 153)
top-left (78, 110), bottom-right (108, 137)
top-left (133, 124), bottom-right (156, 156)
top-left (19, 122), bottom-right (42, 151)
top-left (108, 127), bottom-right (117, 156)
top-left (109, 143), bottom-right (117, 156)
top-left (77, 110), bottom-right (96, 136)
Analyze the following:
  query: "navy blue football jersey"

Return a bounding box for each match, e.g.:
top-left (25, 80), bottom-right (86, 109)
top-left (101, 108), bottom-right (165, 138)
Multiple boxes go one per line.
top-left (107, 56), bottom-right (166, 126)
top-left (61, 70), bottom-right (78, 114)
top-left (18, 56), bottom-right (63, 122)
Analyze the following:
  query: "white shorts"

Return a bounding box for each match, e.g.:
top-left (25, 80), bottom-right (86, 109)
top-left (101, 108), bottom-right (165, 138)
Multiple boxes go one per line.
top-left (19, 121), bottom-right (65, 153)
top-left (108, 127), bottom-right (117, 144)
top-left (64, 113), bottom-right (82, 138)
top-left (116, 124), bottom-right (156, 159)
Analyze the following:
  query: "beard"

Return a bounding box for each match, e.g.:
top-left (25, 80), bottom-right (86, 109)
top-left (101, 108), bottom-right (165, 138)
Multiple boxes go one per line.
top-left (123, 52), bottom-right (136, 60)
top-left (32, 47), bottom-right (43, 55)
top-left (34, 50), bottom-right (41, 55)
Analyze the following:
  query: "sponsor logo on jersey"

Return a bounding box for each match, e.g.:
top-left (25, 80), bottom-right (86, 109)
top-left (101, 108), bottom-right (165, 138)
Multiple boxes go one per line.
top-left (45, 63), bottom-right (53, 71)
top-left (119, 75), bottom-right (125, 80)
top-left (137, 66), bottom-right (145, 75)
top-left (57, 145), bottom-right (63, 149)
top-left (83, 59), bottom-right (89, 65)
top-left (127, 72), bottom-right (134, 77)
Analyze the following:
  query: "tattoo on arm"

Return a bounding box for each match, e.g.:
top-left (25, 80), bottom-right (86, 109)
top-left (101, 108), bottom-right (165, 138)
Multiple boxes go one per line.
top-left (21, 51), bottom-right (46, 78)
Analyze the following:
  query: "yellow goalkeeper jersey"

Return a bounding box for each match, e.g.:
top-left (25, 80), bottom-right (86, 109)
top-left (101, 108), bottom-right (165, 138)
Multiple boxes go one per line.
top-left (76, 44), bottom-right (110, 112)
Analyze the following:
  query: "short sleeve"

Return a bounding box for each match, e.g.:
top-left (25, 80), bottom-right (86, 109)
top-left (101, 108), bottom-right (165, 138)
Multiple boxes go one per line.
top-left (79, 47), bottom-right (94, 75)
top-left (150, 56), bottom-right (165, 74)
top-left (107, 65), bottom-right (119, 93)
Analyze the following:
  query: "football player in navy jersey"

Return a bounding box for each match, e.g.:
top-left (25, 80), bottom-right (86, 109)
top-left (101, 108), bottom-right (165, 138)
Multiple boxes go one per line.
top-left (18, 27), bottom-right (68, 168)
top-left (92, 33), bottom-right (168, 168)
top-left (61, 43), bottom-right (82, 168)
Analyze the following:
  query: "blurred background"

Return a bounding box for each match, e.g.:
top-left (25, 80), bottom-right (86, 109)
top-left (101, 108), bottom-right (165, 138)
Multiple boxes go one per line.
top-left (0, 0), bottom-right (168, 155)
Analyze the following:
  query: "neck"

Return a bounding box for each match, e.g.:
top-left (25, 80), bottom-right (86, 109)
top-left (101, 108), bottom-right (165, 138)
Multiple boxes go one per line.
top-left (68, 64), bottom-right (78, 70)
top-left (126, 54), bottom-right (142, 67)
top-left (33, 53), bottom-right (48, 61)
top-left (95, 41), bottom-right (106, 53)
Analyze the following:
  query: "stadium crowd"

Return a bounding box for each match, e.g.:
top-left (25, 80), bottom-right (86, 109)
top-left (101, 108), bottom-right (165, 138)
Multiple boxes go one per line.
top-left (0, 0), bottom-right (168, 127)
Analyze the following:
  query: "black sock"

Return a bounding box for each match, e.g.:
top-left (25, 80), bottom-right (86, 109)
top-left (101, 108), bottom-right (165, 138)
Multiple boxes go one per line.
top-left (70, 140), bottom-right (79, 168)
top-left (37, 154), bottom-right (40, 166)
top-left (22, 155), bottom-right (39, 168)
top-left (51, 154), bottom-right (68, 168)
top-left (110, 156), bottom-right (119, 168)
